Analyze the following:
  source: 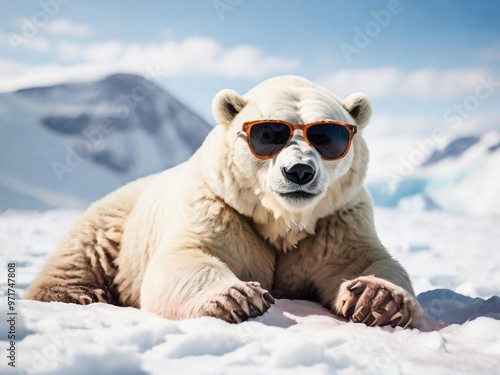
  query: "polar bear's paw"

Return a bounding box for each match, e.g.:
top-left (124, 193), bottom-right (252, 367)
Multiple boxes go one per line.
top-left (201, 281), bottom-right (275, 323)
top-left (336, 276), bottom-right (422, 329)
top-left (28, 284), bottom-right (111, 304)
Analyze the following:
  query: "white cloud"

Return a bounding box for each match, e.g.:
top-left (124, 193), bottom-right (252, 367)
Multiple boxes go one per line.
top-left (80, 37), bottom-right (299, 78)
top-left (0, 37), bottom-right (299, 91)
top-left (366, 114), bottom-right (438, 137)
top-left (46, 18), bottom-right (92, 38)
top-left (82, 41), bottom-right (124, 63)
top-left (0, 33), bottom-right (50, 52)
top-left (27, 36), bottom-right (50, 51)
top-left (55, 40), bottom-right (84, 60)
top-left (0, 59), bottom-right (28, 78)
top-left (1, 17), bottom-right (88, 53)
top-left (317, 68), bottom-right (492, 100)
top-left (0, 60), bottom-right (110, 91)
top-left (450, 112), bottom-right (500, 136)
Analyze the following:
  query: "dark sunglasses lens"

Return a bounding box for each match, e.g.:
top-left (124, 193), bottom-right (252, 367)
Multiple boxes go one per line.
top-left (306, 124), bottom-right (350, 159)
top-left (249, 122), bottom-right (291, 157)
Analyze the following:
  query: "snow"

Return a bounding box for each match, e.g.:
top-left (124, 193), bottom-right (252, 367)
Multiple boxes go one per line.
top-left (367, 131), bottom-right (500, 217)
top-left (1, 208), bottom-right (500, 374)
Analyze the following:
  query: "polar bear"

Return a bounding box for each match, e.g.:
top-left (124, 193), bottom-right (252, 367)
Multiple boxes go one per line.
top-left (26, 75), bottom-right (422, 328)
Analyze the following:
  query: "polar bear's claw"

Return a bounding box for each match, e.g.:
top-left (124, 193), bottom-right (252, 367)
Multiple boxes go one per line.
top-left (263, 292), bottom-right (275, 306)
top-left (203, 281), bottom-right (274, 324)
top-left (337, 276), bottom-right (422, 329)
top-left (390, 311), bottom-right (403, 322)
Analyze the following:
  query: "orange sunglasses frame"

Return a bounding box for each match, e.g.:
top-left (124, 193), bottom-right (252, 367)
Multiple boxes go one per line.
top-left (241, 119), bottom-right (357, 160)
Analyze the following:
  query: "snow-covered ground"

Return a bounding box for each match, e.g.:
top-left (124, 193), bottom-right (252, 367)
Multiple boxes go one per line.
top-left (1, 208), bottom-right (500, 374)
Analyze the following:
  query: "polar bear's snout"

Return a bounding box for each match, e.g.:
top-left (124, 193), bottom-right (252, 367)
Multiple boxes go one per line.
top-left (282, 164), bottom-right (315, 185)
top-left (267, 139), bottom-right (326, 206)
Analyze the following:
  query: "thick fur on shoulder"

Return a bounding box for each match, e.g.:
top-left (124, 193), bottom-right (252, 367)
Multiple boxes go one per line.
top-left (27, 75), bottom-right (422, 329)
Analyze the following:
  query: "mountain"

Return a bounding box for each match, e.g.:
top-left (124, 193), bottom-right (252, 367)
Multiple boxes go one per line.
top-left (368, 131), bottom-right (500, 217)
top-left (0, 74), bottom-right (213, 211)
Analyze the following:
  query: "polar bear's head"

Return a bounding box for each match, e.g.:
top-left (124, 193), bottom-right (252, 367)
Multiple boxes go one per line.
top-left (207, 75), bottom-right (371, 248)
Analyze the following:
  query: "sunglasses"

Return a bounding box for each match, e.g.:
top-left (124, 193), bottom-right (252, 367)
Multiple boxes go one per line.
top-left (241, 119), bottom-right (357, 160)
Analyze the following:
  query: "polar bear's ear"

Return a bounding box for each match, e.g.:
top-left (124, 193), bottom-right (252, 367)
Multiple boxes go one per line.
top-left (212, 89), bottom-right (247, 128)
top-left (343, 93), bottom-right (372, 128)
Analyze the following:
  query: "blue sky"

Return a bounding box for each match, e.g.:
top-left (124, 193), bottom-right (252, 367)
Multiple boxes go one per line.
top-left (1, 0), bottom-right (499, 178)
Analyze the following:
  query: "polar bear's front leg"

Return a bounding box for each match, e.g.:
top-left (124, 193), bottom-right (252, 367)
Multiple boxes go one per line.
top-left (140, 248), bottom-right (274, 323)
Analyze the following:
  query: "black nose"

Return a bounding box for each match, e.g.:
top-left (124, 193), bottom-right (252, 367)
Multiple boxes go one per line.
top-left (283, 164), bottom-right (315, 185)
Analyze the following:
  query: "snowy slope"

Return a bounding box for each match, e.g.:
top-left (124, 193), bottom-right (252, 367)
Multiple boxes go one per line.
top-left (0, 74), bottom-right (212, 211)
top-left (368, 131), bottom-right (500, 217)
top-left (1, 208), bottom-right (499, 374)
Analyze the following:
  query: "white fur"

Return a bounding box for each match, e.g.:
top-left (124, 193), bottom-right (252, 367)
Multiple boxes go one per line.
top-left (27, 75), bottom-right (422, 328)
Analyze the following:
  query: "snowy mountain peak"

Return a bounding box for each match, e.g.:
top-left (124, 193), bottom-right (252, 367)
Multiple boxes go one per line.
top-left (423, 135), bottom-right (480, 166)
top-left (0, 73), bottom-right (213, 211)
